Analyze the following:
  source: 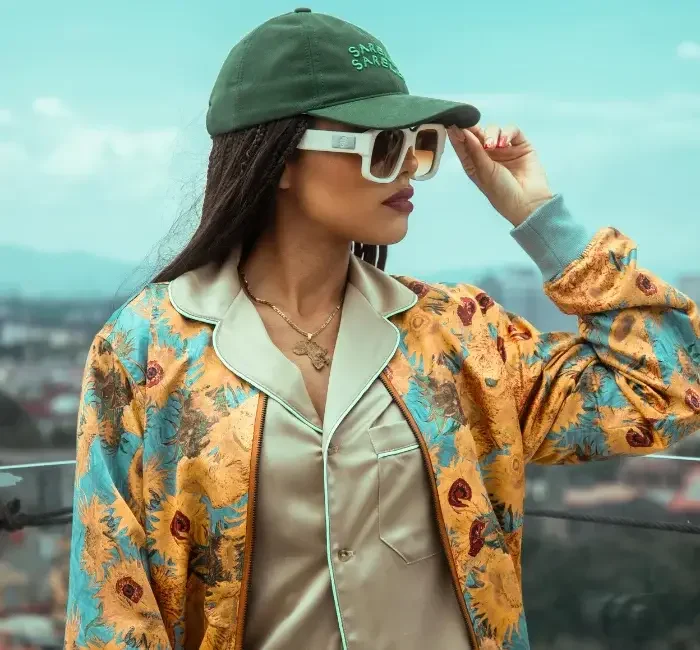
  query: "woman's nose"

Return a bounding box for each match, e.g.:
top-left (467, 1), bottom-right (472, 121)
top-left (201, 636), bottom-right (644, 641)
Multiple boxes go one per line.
top-left (401, 146), bottom-right (419, 177)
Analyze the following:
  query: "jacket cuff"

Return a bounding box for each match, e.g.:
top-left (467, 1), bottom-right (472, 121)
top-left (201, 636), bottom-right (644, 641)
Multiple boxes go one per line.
top-left (510, 194), bottom-right (596, 282)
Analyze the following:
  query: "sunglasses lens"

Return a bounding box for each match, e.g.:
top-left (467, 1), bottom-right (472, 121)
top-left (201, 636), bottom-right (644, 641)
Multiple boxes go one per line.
top-left (370, 129), bottom-right (405, 179)
top-left (414, 129), bottom-right (439, 177)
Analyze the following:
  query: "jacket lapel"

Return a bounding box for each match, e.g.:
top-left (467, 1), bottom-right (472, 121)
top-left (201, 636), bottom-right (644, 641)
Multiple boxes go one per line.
top-left (322, 255), bottom-right (416, 443)
top-left (169, 249), bottom-right (321, 430)
top-left (169, 249), bottom-right (418, 437)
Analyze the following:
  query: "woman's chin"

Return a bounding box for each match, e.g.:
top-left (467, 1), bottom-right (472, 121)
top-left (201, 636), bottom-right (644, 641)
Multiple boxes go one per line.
top-left (357, 216), bottom-right (410, 247)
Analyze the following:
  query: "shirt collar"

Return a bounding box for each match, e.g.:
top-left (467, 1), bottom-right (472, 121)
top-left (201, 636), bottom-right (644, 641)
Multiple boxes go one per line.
top-left (168, 247), bottom-right (417, 325)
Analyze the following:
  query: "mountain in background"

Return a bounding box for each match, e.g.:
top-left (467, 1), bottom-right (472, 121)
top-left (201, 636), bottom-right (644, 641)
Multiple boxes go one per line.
top-left (0, 244), bottom-right (145, 299)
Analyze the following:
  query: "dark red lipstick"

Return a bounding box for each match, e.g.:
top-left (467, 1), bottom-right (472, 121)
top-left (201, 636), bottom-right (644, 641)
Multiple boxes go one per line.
top-left (382, 186), bottom-right (414, 213)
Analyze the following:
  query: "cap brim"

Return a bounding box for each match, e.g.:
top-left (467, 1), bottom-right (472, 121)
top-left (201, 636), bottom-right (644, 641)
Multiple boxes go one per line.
top-left (306, 93), bottom-right (480, 129)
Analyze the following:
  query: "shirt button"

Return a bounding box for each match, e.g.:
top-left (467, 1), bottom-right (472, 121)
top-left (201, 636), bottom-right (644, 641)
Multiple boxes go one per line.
top-left (328, 444), bottom-right (339, 455)
top-left (337, 549), bottom-right (354, 562)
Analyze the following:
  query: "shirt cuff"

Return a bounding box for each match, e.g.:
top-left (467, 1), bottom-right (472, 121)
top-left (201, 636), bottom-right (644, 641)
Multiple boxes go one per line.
top-left (510, 194), bottom-right (596, 282)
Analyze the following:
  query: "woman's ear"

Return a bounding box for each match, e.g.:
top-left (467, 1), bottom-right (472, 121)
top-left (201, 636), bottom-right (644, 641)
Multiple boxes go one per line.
top-left (278, 163), bottom-right (292, 190)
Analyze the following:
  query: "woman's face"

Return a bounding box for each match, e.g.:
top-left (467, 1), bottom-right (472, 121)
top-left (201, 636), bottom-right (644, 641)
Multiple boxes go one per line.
top-left (278, 119), bottom-right (419, 246)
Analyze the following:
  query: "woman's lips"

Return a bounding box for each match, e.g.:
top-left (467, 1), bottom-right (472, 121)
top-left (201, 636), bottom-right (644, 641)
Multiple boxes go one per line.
top-left (382, 187), bottom-right (414, 213)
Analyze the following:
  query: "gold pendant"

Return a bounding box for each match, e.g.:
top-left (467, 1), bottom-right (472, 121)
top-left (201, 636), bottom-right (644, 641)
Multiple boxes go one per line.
top-left (292, 338), bottom-right (330, 371)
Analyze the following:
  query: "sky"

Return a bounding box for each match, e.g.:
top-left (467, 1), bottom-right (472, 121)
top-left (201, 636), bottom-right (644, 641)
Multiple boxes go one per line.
top-left (1, 0), bottom-right (699, 282)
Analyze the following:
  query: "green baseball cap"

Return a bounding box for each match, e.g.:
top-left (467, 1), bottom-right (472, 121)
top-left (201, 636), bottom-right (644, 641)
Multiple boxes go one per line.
top-left (206, 8), bottom-right (480, 136)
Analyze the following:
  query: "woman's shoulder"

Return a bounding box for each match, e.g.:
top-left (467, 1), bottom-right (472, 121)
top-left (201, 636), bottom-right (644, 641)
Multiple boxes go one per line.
top-left (90, 282), bottom-right (179, 382)
top-left (98, 282), bottom-right (170, 338)
top-left (393, 274), bottom-right (499, 315)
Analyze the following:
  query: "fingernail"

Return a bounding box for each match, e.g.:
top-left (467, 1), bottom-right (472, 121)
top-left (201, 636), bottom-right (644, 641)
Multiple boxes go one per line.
top-left (498, 136), bottom-right (508, 148)
top-left (484, 138), bottom-right (495, 149)
top-left (449, 125), bottom-right (465, 142)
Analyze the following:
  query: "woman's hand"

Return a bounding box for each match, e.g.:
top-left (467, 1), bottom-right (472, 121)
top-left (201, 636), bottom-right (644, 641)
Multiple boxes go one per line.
top-left (448, 124), bottom-right (554, 227)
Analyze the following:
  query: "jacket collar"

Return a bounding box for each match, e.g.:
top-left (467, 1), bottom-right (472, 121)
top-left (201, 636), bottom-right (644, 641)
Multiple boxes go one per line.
top-left (167, 248), bottom-right (417, 435)
top-left (168, 247), bottom-right (417, 325)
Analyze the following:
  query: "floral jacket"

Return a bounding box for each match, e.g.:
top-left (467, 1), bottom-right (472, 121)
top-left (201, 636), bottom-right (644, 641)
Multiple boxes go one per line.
top-left (65, 196), bottom-right (700, 650)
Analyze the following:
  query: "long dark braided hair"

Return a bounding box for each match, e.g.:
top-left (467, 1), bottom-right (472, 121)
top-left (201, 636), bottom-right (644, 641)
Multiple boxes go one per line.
top-left (152, 116), bottom-right (387, 282)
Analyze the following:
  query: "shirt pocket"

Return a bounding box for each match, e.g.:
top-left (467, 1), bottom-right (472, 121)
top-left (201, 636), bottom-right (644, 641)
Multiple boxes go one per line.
top-left (367, 420), bottom-right (442, 565)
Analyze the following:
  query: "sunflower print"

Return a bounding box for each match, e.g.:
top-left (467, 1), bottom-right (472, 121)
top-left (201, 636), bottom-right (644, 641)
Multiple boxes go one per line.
top-left (467, 549), bottom-right (524, 644)
top-left (66, 223), bottom-right (699, 650)
top-left (149, 491), bottom-right (210, 563)
top-left (400, 304), bottom-right (446, 370)
top-left (95, 557), bottom-right (171, 649)
top-left (144, 343), bottom-right (181, 409)
top-left (75, 402), bottom-right (100, 476)
top-left (76, 496), bottom-right (117, 583)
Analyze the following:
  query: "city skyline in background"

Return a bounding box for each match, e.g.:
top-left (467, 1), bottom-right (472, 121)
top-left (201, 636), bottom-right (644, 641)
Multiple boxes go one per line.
top-left (0, 0), bottom-right (699, 283)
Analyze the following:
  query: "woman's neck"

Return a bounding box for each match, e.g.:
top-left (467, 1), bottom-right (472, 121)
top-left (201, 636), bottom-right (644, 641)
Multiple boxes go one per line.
top-left (241, 218), bottom-right (351, 320)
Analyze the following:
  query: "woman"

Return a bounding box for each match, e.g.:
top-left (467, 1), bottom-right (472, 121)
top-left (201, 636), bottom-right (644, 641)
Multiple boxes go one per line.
top-left (65, 9), bottom-right (700, 650)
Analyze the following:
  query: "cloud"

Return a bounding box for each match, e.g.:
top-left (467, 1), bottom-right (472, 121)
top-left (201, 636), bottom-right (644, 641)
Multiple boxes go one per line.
top-left (0, 109), bottom-right (11, 125)
top-left (42, 127), bottom-right (176, 176)
top-left (41, 125), bottom-right (179, 197)
top-left (677, 41), bottom-right (700, 60)
top-left (32, 97), bottom-right (72, 118)
top-left (0, 96), bottom-right (182, 199)
top-left (27, 98), bottom-right (179, 189)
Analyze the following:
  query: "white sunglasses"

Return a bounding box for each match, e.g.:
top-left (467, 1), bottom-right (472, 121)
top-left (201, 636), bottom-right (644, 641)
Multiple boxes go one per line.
top-left (296, 124), bottom-right (446, 184)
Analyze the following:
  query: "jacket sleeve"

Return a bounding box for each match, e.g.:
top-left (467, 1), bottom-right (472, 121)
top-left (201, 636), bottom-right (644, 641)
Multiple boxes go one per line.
top-left (500, 195), bottom-right (700, 464)
top-left (65, 335), bottom-right (172, 650)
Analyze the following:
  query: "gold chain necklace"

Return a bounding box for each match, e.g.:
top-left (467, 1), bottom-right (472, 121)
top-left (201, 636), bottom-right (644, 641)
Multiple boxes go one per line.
top-left (240, 271), bottom-right (342, 371)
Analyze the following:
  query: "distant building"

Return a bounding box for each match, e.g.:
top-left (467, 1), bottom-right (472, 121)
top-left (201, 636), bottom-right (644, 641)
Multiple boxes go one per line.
top-left (678, 274), bottom-right (700, 304)
top-left (0, 322), bottom-right (86, 348)
top-left (0, 296), bottom-right (114, 450)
